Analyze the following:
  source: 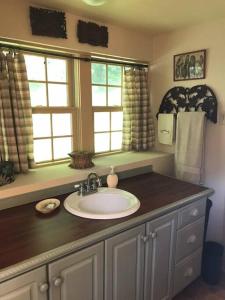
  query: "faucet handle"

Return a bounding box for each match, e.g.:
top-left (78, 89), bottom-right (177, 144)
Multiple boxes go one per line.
top-left (74, 184), bottom-right (81, 192)
top-left (74, 183), bottom-right (86, 196)
top-left (97, 177), bottom-right (102, 187)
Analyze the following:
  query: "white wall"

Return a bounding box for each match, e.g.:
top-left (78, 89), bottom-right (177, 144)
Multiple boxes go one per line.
top-left (0, 0), bottom-right (153, 61)
top-left (152, 19), bottom-right (225, 251)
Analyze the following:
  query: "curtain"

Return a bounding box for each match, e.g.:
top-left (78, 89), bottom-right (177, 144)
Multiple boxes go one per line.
top-left (0, 51), bottom-right (34, 173)
top-left (122, 67), bottom-right (155, 151)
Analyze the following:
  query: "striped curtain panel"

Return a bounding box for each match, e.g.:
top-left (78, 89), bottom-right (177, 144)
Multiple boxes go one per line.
top-left (122, 67), bottom-right (155, 151)
top-left (0, 51), bottom-right (34, 173)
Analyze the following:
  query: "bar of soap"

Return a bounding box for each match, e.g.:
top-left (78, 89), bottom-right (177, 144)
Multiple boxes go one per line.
top-left (35, 198), bottom-right (60, 214)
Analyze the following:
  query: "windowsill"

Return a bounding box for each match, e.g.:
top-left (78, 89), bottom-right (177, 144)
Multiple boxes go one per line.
top-left (0, 151), bottom-right (174, 209)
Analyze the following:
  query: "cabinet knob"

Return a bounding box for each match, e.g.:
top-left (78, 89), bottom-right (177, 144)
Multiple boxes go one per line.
top-left (190, 208), bottom-right (199, 217)
top-left (184, 267), bottom-right (193, 278)
top-left (141, 235), bottom-right (149, 243)
top-left (150, 232), bottom-right (157, 239)
top-left (53, 277), bottom-right (63, 287)
top-left (39, 282), bottom-right (49, 293)
top-left (187, 234), bottom-right (197, 244)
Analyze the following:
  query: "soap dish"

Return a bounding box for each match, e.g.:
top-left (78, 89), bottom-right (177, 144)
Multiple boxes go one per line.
top-left (35, 198), bottom-right (60, 214)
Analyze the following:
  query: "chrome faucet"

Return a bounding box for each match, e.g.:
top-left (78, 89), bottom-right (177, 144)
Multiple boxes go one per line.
top-left (87, 172), bottom-right (102, 191)
top-left (74, 172), bottom-right (102, 196)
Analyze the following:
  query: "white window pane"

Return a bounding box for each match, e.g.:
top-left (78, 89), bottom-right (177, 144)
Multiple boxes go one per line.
top-left (111, 112), bottom-right (123, 131)
top-left (47, 58), bottom-right (67, 82)
top-left (108, 65), bottom-right (122, 85)
top-left (91, 63), bottom-right (106, 84)
top-left (24, 55), bottom-right (45, 81)
top-left (94, 112), bottom-right (110, 132)
top-left (108, 87), bottom-right (122, 106)
top-left (111, 132), bottom-right (122, 151)
top-left (29, 82), bottom-right (47, 107)
top-left (52, 114), bottom-right (72, 136)
top-left (53, 137), bottom-right (72, 160)
top-left (95, 133), bottom-right (110, 153)
top-left (92, 86), bottom-right (106, 106)
top-left (48, 84), bottom-right (68, 106)
top-left (34, 139), bottom-right (52, 162)
top-left (32, 114), bottom-right (51, 138)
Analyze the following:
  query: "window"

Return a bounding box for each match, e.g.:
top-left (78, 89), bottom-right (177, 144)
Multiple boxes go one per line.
top-left (25, 54), bottom-right (76, 163)
top-left (91, 63), bottom-right (123, 153)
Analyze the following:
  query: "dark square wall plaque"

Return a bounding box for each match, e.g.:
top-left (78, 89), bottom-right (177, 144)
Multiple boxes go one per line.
top-left (30, 6), bottom-right (67, 39)
top-left (77, 20), bottom-right (108, 47)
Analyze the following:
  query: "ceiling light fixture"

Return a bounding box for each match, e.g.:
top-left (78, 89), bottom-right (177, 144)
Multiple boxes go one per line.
top-left (82, 0), bottom-right (107, 6)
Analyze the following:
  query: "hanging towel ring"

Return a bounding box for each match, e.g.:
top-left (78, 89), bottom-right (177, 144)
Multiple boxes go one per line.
top-left (156, 85), bottom-right (218, 123)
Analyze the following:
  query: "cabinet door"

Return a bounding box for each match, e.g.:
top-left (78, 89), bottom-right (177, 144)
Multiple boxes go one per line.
top-left (144, 212), bottom-right (177, 300)
top-left (48, 242), bottom-right (103, 300)
top-left (0, 267), bottom-right (48, 300)
top-left (105, 224), bottom-right (145, 300)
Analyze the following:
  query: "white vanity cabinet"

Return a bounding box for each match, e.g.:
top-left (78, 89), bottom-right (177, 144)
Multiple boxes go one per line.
top-left (105, 212), bottom-right (177, 300)
top-left (0, 267), bottom-right (48, 300)
top-left (48, 242), bottom-right (104, 300)
top-left (0, 197), bottom-right (207, 300)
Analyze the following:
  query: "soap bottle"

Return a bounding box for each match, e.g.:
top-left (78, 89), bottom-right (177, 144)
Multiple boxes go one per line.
top-left (107, 166), bottom-right (118, 188)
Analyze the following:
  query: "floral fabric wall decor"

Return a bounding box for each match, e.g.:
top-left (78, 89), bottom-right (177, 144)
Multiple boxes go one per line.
top-left (30, 6), bottom-right (67, 39)
top-left (77, 20), bottom-right (108, 47)
top-left (174, 50), bottom-right (206, 81)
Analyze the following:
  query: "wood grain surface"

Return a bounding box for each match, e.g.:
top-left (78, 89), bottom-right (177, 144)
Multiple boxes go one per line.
top-left (0, 173), bottom-right (208, 270)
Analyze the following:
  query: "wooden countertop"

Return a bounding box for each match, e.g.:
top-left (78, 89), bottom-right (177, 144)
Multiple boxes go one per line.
top-left (0, 173), bottom-right (211, 280)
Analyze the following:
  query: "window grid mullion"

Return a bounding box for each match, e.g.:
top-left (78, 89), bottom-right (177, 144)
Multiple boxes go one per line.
top-left (50, 113), bottom-right (54, 160)
top-left (28, 80), bottom-right (68, 85)
top-left (33, 134), bottom-right (73, 140)
top-left (109, 111), bottom-right (111, 151)
top-left (106, 64), bottom-right (108, 107)
top-left (44, 56), bottom-right (50, 107)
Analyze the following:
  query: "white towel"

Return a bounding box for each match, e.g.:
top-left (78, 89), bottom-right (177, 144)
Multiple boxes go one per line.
top-left (175, 112), bottom-right (206, 184)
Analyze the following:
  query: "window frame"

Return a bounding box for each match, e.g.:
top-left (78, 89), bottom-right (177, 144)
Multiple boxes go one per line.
top-left (23, 48), bottom-right (145, 166)
top-left (24, 51), bottom-right (78, 165)
top-left (91, 62), bottom-right (124, 154)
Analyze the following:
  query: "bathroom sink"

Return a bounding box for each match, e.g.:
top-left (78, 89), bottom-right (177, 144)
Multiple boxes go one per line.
top-left (64, 188), bottom-right (140, 219)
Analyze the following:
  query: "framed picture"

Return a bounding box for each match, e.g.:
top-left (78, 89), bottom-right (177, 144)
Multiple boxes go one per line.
top-left (174, 49), bottom-right (206, 81)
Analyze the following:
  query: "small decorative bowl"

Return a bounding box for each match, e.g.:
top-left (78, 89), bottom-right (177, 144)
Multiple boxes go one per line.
top-left (35, 198), bottom-right (60, 214)
top-left (68, 151), bottom-right (94, 169)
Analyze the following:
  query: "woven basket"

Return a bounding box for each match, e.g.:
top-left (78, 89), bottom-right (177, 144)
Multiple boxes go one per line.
top-left (68, 151), bottom-right (94, 169)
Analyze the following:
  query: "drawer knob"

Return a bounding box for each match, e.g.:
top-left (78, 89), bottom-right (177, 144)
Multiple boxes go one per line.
top-left (187, 235), bottom-right (197, 244)
top-left (141, 235), bottom-right (149, 243)
top-left (53, 277), bottom-right (63, 287)
top-left (184, 267), bottom-right (193, 278)
top-left (190, 208), bottom-right (199, 217)
top-left (39, 283), bottom-right (49, 293)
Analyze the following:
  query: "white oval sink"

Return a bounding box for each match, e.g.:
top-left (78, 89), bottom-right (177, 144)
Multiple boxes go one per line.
top-left (64, 188), bottom-right (140, 219)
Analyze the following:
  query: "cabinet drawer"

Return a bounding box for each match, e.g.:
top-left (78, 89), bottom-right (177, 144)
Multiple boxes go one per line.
top-left (173, 248), bottom-right (202, 296)
top-left (178, 198), bottom-right (206, 229)
top-left (176, 217), bottom-right (205, 263)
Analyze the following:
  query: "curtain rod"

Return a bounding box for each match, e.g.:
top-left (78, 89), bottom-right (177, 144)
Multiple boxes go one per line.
top-left (0, 43), bottom-right (148, 68)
